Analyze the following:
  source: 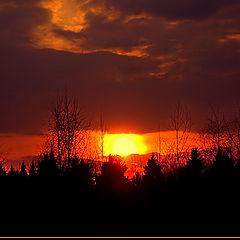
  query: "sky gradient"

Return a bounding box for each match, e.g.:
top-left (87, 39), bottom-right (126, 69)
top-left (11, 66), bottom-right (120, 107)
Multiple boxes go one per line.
top-left (1, 0), bottom-right (240, 160)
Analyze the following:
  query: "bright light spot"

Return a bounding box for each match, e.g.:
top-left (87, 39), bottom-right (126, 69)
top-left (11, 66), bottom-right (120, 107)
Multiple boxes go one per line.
top-left (112, 136), bottom-right (138, 156)
top-left (104, 134), bottom-right (147, 156)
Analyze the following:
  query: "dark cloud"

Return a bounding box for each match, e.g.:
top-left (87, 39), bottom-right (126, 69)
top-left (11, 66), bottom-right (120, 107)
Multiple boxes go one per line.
top-left (100, 0), bottom-right (239, 20)
top-left (1, 0), bottom-right (240, 136)
top-left (53, 13), bottom-right (151, 53)
top-left (0, 45), bottom-right (160, 134)
top-left (0, 0), bottom-right (50, 46)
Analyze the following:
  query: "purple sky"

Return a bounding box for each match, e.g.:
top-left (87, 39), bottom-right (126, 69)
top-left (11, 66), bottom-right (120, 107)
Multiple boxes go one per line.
top-left (0, 0), bottom-right (240, 136)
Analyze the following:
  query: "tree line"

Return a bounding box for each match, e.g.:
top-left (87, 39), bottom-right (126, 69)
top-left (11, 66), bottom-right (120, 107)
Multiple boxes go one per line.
top-left (1, 92), bottom-right (240, 236)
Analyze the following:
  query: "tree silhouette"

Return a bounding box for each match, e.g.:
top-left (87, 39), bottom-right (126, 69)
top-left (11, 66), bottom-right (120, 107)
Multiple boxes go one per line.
top-left (29, 161), bottom-right (37, 177)
top-left (69, 157), bottom-right (93, 186)
top-left (3, 104), bottom-right (240, 236)
top-left (20, 161), bottom-right (28, 177)
top-left (211, 148), bottom-right (234, 181)
top-left (38, 149), bottom-right (58, 177)
top-left (0, 160), bottom-right (6, 177)
top-left (97, 155), bottom-right (128, 192)
top-left (48, 90), bottom-right (91, 169)
top-left (132, 171), bottom-right (142, 189)
top-left (143, 154), bottom-right (164, 188)
top-left (201, 107), bottom-right (228, 161)
top-left (8, 165), bottom-right (17, 177)
top-left (98, 113), bottom-right (108, 162)
top-left (170, 102), bottom-right (191, 168)
top-left (185, 148), bottom-right (205, 180)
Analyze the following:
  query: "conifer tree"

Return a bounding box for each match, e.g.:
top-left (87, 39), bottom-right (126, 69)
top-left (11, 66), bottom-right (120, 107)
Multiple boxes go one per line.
top-left (212, 148), bottom-right (234, 180)
top-left (185, 148), bottom-right (205, 179)
top-left (8, 165), bottom-right (16, 177)
top-left (143, 154), bottom-right (164, 187)
top-left (29, 161), bottom-right (37, 176)
top-left (38, 149), bottom-right (58, 177)
top-left (132, 171), bottom-right (142, 189)
top-left (20, 161), bottom-right (28, 177)
top-left (0, 160), bottom-right (6, 177)
top-left (98, 155), bottom-right (128, 192)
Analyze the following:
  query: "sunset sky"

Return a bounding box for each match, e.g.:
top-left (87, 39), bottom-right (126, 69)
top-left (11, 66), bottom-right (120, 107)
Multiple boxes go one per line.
top-left (1, 0), bottom-right (240, 162)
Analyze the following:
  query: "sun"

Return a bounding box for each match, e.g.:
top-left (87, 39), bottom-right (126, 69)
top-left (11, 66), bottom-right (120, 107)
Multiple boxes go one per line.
top-left (112, 136), bottom-right (138, 156)
top-left (104, 134), bottom-right (147, 156)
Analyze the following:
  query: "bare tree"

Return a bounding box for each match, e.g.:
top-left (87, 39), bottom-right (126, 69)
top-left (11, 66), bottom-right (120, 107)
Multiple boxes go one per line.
top-left (226, 105), bottom-right (240, 161)
top-left (0, 145), bottom-right (6, 176)
top-left (156, 123), bottom-right (162, 162)
top-left (202, 106), bottom-right (228, 154)
top-left (170, 102), bottom-right (191, 168)
top-left (99, 113), bottom-right (108, 162)
top-left (48, 90), bottom-right (91, 169)
top-left (206, 106), bottom-right (227, 151)
top-left (198, 106), bottom-right (231, 167)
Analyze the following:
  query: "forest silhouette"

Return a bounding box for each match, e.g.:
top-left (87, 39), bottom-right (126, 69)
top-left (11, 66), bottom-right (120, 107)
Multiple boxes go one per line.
top-left (1, 146), bottom-right (240, 236)
top-left (1, 95), bottom-right (240, 237)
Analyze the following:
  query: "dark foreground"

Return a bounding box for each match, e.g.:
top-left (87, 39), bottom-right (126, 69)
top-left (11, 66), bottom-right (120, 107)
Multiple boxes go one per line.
top-left (0, 176), bottom-right (239, 237)
top-left (1, 150), bottom-right (240, 237)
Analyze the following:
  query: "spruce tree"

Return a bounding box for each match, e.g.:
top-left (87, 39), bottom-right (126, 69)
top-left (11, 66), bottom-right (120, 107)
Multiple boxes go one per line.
top-left (29, 161), bottom-right (37, 176)
top-left (20, 161), bottom-right (28, 177)
top-left (0, 160), bottom-right (6, 177)
top-left (8, 165), bottom-right (16, 177)
top-left (143, 153), bottom-right (164, 187)
top-left (185, 148), bottom-right (205, 179)
top-left (212, 148), bottom-right (234, 180)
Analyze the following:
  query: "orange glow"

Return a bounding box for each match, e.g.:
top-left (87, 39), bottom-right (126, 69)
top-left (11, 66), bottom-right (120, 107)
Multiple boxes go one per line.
top-left (1, 131), bottom-right (200, 165)
top-left (40, 0), bottom-right (87, 32)
top-left (32, 0), bottom-right (148, 57)
top-left (104, 134), bottom-right (147, 156)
